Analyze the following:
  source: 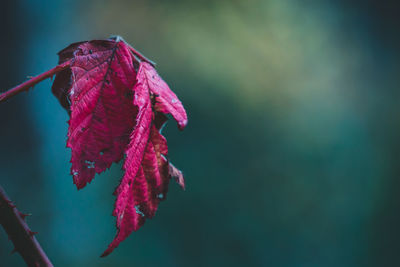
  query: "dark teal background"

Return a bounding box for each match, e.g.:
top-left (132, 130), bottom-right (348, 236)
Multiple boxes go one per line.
top-left (1, 0), bottom-right (400, 266)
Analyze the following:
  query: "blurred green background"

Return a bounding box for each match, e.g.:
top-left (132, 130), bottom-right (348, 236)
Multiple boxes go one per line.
top-left (1, 0), bottom-right (400, 266)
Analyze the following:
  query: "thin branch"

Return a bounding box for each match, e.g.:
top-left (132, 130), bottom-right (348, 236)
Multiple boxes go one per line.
top-left (0, 185), bottom-right (53, 267)
top-left (0, 60), bottom-right (71, 103)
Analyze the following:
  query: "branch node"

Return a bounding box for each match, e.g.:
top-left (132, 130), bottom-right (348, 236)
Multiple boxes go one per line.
top-left (19, 212), bottom-right (32, 220)
top-left (28, 230), bottom-right (39, 237)
top-left (6, 199), bottom-right (16, 208)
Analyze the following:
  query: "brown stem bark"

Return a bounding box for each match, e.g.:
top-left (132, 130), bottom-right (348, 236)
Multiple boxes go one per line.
top-left (0, 60), bottom-right (71, 103)
top-left (0, 185), bottom-right (53, 267)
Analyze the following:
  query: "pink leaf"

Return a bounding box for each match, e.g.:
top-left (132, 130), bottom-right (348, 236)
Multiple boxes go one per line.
top-left (111, 65), bottom-right (153, 226)
top-left (0, 36), bottom-right (188, 257)
top-left (103, 62), bottom-right (183, 256)
top-left (139, 62), bottom-right (188, 130)
top-left (54, 39), bottom-right (139, 189)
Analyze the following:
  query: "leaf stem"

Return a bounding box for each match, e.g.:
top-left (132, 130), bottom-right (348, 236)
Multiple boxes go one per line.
top-left (112, 36), bottom-right (156, 66)
top-left (0, 60), bottom-right (71, 103)
top-left (0, 185), bottom-right (53, 266)
top-left (128, 45), bottom-right (157, 67)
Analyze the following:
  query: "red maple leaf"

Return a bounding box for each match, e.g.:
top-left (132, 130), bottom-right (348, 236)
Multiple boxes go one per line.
top-left (0, 36), bottom-right (187, 256)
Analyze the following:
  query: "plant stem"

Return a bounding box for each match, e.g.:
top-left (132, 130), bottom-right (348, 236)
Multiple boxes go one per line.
top-left (111, 35), bottom-right (156, 66)
top-left (0, 185), bottom-right (53, 267)
top-left (0, 60), bottom-right (71, 103)
top-left (127, 45), bottom-right (157, 66)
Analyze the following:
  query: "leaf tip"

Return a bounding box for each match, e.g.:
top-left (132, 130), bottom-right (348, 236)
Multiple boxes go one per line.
top-left (169, 163), bottom-right (185, 190)
top-left (178, 119), bottom-right (188, 131)
top-left (100, 250), bottom-right (111, 258)
top-left (101, 243), bottom-right (117, 258)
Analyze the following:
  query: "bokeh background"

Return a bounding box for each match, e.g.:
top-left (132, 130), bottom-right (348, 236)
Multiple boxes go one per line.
top-left (1, 0), bottom-right (400, 266)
